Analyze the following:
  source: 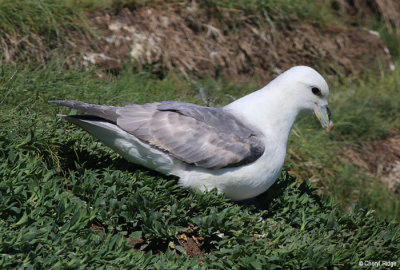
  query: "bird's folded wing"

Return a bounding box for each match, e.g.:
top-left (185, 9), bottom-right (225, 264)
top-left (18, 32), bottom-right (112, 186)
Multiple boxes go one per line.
top-left (117, 102), bottom-right (264, 169)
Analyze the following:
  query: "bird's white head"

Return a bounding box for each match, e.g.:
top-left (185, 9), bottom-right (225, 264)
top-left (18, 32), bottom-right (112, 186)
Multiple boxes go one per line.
top-left (225, 66), bottom-right (333, 134)
top-left (271, 66), bottom-right (333, 131)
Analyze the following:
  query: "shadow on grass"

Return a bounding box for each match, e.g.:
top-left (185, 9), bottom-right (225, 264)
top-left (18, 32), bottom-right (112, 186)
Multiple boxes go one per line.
top-left (55, 141), bottom-right (183, 254)
top-left (237, 171), bottom-right (326, 214)
top-left (56, 140), bottom-right (175, 180)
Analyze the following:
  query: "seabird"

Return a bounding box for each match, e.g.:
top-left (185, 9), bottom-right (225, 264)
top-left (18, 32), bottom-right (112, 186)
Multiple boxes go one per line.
top-left (50, 66), bottom-right (333, 200)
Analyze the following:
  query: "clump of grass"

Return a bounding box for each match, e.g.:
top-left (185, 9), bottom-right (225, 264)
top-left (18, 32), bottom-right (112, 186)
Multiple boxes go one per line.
top-left (377, 25), bottom-right (400, 60)
top-left (0, 0), bottom-right (92, 64)
top-left (0, 0), bottom-right (84, 37)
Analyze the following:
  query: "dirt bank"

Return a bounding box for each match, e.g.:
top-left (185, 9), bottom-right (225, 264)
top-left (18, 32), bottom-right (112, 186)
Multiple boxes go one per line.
top-left (81, 3), bottom-right (393, 82)
top-left (345, 131), bottom-right (400, 193)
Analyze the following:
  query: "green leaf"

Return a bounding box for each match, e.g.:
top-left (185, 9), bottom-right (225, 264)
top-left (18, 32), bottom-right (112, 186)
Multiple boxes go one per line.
top-left (14, 212), bottom-right (29, 226)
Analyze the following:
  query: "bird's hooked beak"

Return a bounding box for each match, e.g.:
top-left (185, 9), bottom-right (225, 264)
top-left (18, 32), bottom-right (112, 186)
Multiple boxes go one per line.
top-left (314, 104), bottom-right (333, 132)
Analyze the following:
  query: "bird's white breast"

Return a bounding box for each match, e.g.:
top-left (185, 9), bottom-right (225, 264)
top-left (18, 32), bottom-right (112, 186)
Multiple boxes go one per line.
top-left (174, 136), bottom-right (287, 200)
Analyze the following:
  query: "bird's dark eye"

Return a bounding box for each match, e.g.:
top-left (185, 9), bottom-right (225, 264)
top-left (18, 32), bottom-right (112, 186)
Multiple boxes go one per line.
top-left (311, 87), bottom-right (321, 96)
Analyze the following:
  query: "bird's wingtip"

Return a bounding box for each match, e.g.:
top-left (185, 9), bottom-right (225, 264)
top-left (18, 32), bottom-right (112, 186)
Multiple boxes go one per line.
top-left (48, 100), bottom-right (68, 105)
top-left (48, 100), bottom-right (81, 108)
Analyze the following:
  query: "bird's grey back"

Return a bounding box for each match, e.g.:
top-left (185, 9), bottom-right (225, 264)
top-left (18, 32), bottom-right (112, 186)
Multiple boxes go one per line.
top-left (156, 101), bottom-right (256, 139)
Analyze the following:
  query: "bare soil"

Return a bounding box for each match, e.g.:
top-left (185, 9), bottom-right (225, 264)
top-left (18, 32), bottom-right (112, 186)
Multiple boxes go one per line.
top-left (81, 4), bottom-right (393, 82)
top-left (177, 232), bottom-right (205, 258)
top-left (345, 130), bottom-right (400, 193)
top-left (339, 0), bottom-right (400, 33)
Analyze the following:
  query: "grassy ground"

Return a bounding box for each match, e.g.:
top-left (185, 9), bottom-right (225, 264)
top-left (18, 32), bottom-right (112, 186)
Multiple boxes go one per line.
top-left (1, 0), bottom-right (400, 268)
top-left (1, 62), bottom-right (400, 268)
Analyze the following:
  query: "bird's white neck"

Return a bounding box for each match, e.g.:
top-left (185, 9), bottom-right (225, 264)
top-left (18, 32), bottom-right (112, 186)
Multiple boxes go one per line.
top-left (224, 83), bottom-right (301, 145)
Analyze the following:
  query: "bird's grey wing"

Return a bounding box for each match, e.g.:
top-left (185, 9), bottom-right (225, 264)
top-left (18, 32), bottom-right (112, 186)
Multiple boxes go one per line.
top-left (157, 101), bottom-right (254, 137)
top-left (117, 102), bottom-right (264, 169)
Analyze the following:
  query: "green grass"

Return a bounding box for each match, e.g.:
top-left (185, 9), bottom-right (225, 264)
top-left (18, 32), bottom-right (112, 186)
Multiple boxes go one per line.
top-left (1, 63), bottom-right (400, 267)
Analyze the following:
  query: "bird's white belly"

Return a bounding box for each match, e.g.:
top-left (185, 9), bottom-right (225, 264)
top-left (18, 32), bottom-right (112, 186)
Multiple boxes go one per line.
top-left (175, 143), bottom-right (287, 201)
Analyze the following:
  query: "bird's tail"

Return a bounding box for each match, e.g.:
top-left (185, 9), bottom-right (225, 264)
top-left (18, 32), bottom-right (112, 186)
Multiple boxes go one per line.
top-left (49, 100), bottom-right (119, 122)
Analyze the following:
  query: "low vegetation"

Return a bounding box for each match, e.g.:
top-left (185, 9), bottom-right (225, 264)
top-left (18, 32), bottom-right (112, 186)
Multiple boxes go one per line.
top-left (1, 62), bottom-right (399, 268)
top-left (1, 0), bottom-right (399, 268)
